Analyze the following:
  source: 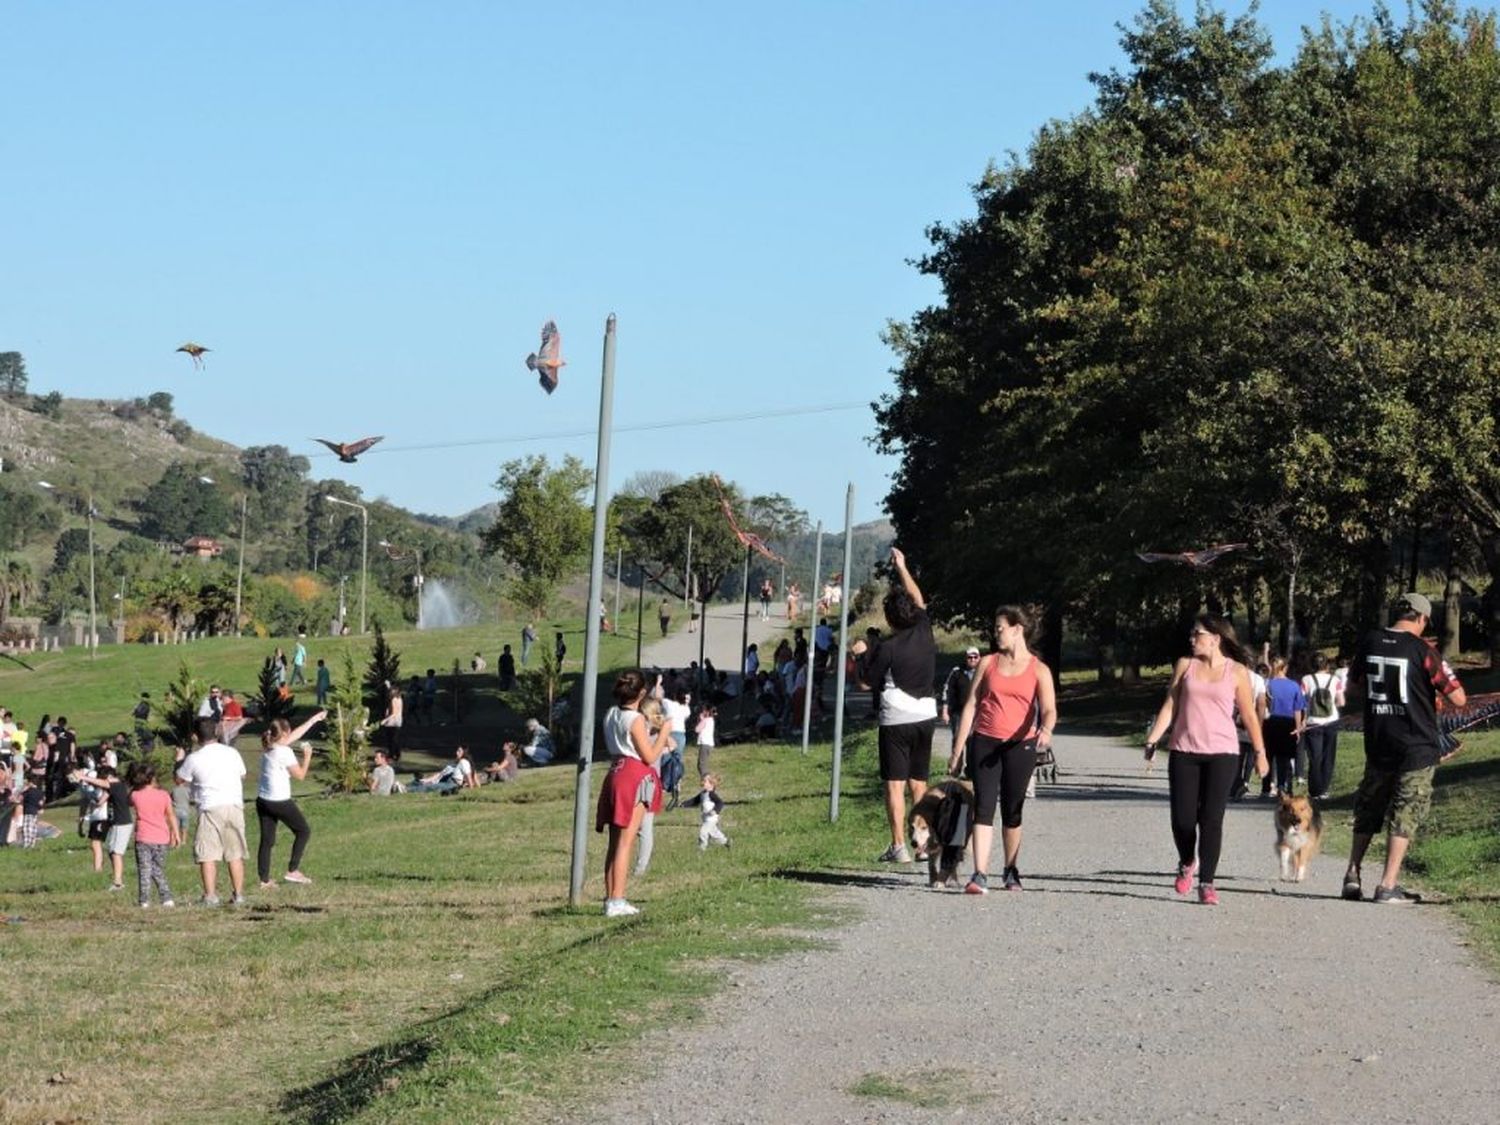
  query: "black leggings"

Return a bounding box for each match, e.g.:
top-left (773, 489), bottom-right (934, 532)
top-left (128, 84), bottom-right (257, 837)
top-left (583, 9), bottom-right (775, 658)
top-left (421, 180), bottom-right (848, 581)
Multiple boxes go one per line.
top-left (1168, 752), bottom-right (1238, 884)
top-left (255, 797), bottom-right (311, 882)
top-left (969, 734), bottom-right (1037, 828)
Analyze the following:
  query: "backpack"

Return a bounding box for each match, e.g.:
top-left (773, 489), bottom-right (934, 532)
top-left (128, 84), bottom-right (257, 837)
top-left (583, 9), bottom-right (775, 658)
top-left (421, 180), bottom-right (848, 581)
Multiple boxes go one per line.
top-left (659, 749), bottom-right (684, 795)
top-left (1307, 674), bottom-right (1336, 720)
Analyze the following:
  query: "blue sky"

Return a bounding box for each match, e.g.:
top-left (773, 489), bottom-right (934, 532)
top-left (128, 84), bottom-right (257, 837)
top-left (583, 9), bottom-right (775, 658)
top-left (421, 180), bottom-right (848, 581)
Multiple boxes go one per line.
top-left (3, 1), bottom-right (1376, 530)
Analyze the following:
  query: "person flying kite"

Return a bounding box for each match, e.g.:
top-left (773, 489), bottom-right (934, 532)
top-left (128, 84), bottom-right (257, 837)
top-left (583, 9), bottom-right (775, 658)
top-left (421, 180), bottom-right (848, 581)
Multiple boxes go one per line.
top-left (525, 320), bottom-right (565, 394)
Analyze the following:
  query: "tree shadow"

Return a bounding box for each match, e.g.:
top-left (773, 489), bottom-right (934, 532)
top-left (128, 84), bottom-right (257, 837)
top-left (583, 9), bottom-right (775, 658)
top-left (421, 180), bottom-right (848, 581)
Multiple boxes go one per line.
top-left (771, 868), bottom-right (920, 890)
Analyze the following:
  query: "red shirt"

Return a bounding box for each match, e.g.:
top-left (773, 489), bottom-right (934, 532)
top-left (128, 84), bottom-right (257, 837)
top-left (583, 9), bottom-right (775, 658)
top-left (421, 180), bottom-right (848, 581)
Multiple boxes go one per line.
top-left (130, 786), bottom-right (175, 845)
top-left (973, 655), bottom-right (1041, 741)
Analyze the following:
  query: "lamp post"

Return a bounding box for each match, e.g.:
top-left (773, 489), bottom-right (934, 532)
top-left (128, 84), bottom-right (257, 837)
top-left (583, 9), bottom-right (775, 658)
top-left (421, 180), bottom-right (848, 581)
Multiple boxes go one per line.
top-left (232, 494), bottom-right (249, 637)
top-left (38, 481), bottom-right (97, 659)
top-left (325, 495), bottom-right (368, 634)
top-left (379, 540), bottom-right (424, 629)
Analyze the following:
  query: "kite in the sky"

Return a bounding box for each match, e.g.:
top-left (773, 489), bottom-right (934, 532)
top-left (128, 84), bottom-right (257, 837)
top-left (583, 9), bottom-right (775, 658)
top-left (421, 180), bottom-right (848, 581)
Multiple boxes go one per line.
top-left (313, 436), bottom-right (384, 464)
top-left (1135, 542), bottom-right (1249, 569)
top-left (525, 320), bottom-right (565, 394)
top-left (710, 474), bottom-right (785, 563)
top-left (176, 342), bottom-right (210, 369)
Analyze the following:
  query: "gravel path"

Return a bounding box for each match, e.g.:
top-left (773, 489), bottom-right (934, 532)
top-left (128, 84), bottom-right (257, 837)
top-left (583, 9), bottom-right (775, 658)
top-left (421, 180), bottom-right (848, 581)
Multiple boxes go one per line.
top-left (580, 729), bottom-right (1500, 1124)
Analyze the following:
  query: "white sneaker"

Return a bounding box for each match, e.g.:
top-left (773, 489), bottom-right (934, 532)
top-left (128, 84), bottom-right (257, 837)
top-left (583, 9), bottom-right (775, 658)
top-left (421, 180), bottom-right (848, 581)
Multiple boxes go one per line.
top-left (603, 899), bottom-right (640, 918)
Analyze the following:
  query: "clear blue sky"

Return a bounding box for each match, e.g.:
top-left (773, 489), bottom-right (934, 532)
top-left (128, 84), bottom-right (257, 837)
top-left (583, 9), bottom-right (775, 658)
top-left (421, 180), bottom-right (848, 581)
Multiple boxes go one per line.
top-left (3, 1), bottom-right (1375, 531)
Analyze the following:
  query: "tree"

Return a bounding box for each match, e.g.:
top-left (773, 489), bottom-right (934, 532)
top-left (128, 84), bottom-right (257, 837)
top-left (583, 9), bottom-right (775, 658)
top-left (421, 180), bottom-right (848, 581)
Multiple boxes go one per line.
top-left (138, 463), bottom-right (231, 542)
top-left (0, 559), bottom-right (39, 625)
top-left (320, 648), bottom-right (371, 793)
top-left (364, 622), bottom-right (401, 716)
top-left (480, 455), bottom-right (593, 619)
top-left (146, 391), bottom-right (174, 416)
top-left (50, 528), bottom-right (92, 575)
top-left (618, 469), bottom-right (683, 502)
top-left (619, 475), bottom-right (746, 611)
top-left (241, 445), bottom-right (310, 540)
top-left (0, 352), bottom-right (28, 398)
top-left (162, 660), bottom-right (206, 747)
top-left (256, 656), bottom-right (294, 725)
top-left (0, 478), bottom-right (61, 550)
top-left (29, 391), bottom-right (63, 419)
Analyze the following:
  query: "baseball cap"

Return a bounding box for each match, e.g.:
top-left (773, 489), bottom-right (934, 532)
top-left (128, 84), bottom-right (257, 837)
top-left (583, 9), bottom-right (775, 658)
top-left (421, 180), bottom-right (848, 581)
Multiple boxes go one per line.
top-left (1395, 592), bottom-right (1432, 618)
top-left (964, 646), bottom-right (980, 657)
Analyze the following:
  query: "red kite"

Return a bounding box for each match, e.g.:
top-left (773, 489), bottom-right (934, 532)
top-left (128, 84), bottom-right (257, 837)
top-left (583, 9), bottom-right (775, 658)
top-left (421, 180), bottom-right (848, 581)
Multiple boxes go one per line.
top-left (525, 320), bottom-right (565, 394)
top-left (1135, 543), bottom-right (1248, 569)
top-left (314, 436), bottom-right (384, 464)
top-left (177, 342), bottom-right (210, 369)
top-left (710, 474), bottom-right (785, 563)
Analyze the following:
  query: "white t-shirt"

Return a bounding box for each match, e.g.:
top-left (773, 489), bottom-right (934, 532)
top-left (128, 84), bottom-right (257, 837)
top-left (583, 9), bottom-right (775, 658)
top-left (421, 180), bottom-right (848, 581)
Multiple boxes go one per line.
top-left (1301, 672), bottom-right (1342, 726)
top-left (177, 742), bottom-right (246, 811)
top-left (697, 715), bottom-right (716, 748)
top-left (604, 706), bottom-right (642, 760)
top-left (662, 698), bottom-right (691, 734)
top-left (258, 744), bottom-right (297, 801)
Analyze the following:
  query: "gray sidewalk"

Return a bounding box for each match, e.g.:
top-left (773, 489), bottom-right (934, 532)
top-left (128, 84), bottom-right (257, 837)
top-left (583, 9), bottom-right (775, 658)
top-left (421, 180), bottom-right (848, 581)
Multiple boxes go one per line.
top-left (582, 731), bottom-right (1500, 1124)
top-left (638, 601), bottom-right (794, 678)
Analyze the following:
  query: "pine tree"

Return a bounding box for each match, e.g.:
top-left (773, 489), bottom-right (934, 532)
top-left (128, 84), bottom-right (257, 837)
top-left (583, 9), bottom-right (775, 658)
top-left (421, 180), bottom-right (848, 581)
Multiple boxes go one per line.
top-left (363, 622), bottom-right (401, 715)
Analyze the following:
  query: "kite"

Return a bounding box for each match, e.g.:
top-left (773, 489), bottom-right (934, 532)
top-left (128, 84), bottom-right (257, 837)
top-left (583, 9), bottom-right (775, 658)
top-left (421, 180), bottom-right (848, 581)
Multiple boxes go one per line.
top-left (710, 474), bottom-right (784, 563)
top-left (1135, 543), bottom-right (1248, 569)
top-left (525, 320), bottom-right (566, 394)
top-left (313, 436), bottom-right (384, 464)
top-left (176, 342), bottom-right (210, 369)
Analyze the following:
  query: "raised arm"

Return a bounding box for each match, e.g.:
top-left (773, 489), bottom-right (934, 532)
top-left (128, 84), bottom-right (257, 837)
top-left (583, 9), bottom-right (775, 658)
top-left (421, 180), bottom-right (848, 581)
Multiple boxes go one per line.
top-left (889, 547), bottom-right (924, 610)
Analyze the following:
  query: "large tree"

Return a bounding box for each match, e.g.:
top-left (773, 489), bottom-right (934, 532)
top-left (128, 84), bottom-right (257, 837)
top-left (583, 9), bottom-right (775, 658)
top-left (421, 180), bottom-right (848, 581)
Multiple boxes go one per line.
top-left (0, 352), bottom-right (28, 399)
top-left (138, 463), bottom-right (232, 542)
top-left (481, 455), bottom-right (593, 619)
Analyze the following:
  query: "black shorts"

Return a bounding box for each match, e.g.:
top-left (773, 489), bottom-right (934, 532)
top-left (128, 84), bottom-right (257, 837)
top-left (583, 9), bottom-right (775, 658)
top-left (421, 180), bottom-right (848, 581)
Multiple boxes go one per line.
top-left (878, 720), bottom-right (935, 783)
top-left (87, 820), bottom-right (109, 841)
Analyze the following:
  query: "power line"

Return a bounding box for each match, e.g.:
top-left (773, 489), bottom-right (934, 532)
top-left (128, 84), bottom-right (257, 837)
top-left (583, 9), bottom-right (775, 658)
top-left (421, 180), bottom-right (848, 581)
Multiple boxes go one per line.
top-left (307, 401), bottom-right (870, 459)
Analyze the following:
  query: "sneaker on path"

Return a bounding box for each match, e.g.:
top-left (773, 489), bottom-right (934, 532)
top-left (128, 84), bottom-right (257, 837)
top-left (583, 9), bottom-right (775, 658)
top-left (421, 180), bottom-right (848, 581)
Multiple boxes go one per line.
top-left (1003, 866), bottom-right (1023, 892)
top-left (1342, 869), bottom-right (1363, 901)
top-left (964, 873), bottom-right (989, 896)
top-left (1198, 883), bottom-right (1220, 906)
top-left (1174, 860), bottom-right (1197, 896)
top-left (1374, 884), bottom-right (1420, 905)
top-left (876, 844), bottom-right (912, 864)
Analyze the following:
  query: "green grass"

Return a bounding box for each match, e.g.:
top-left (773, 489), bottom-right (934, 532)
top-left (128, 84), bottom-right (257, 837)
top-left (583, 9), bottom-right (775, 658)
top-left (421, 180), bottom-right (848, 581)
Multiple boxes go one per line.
top-left (848, 1068), bottom-right (988, 1110)
top-left (1, 666), bottom-right (889, 1124)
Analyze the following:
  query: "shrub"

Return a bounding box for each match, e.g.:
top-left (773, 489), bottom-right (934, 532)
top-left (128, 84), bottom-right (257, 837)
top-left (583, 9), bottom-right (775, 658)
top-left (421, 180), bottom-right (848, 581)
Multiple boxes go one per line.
top-left (161, 661), bottom-right (205, 747)
top-left (319, 649), bottom-right (370, 794)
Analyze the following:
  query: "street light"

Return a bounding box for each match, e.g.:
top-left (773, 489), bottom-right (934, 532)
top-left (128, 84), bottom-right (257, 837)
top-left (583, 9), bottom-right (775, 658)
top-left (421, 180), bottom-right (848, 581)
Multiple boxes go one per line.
top-left (37, 480), bottom-right (97, 659)
top-left (233, 494), bottom-right (248, 637)
top-left (324, 495), bottom-right (368, 634)
top-left (378, 539), bottom-right (425, 629)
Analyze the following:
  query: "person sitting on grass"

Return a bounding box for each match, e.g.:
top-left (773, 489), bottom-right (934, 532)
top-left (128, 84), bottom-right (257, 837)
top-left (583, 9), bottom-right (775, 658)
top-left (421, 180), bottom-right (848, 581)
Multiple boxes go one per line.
top-left (485, 742), bottom-right (521, 784)
top-left (368, 749), bottom-right (398, 796)
top-left (408, 746), bottom-right (477, 794)
top-left (519, 719), bottom-right (555, 766)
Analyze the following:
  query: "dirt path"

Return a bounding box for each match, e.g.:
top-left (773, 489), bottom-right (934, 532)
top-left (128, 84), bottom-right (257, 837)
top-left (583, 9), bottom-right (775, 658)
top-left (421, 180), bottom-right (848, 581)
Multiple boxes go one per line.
top-left (581, 730), bottom-right (1500, 1124)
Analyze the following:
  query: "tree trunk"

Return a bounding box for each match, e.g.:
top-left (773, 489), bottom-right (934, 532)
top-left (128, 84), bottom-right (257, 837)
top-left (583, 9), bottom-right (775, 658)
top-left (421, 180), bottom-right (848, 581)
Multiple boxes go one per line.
top-left (1443, 541), bottom-right (1463, 660)
top-left (1095, 613), bottom-right (1118, 684)
top-left (1357, 539), bottom-right (1389, 641)
top-left (1479, 534), bottom-right (1500, 668)
top-left (1284, 570), bottom-right (1297, 658)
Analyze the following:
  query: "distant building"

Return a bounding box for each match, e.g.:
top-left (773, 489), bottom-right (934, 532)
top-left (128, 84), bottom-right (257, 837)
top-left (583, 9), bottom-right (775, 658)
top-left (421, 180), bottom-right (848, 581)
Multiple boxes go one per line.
top-left (183, 535), bottom-right (223, 559)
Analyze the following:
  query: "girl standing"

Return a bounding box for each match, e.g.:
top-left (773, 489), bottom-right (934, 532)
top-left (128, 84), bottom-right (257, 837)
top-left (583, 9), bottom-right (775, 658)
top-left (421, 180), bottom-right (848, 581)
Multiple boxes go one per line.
top-left (595, 670), bottom-right (674, 917)
top-left (256, 711), bottom-right (327, 888)
top-left (1144, 616), bottom-right (1268, 905)
top-left (949, 606), bottom-right (1057, 894)
top-left (127, 762), bottom-right (179, 907)
top-left (1301, 653), bottom-right (1344, 800)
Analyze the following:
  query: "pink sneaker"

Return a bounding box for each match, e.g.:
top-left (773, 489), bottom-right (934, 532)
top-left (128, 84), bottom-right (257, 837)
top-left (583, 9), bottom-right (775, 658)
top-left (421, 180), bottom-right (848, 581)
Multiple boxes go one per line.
top-left (1174, 861), bottom-right (1197, 896)
top-left (1198, 883), bottom-right (1219, 906)
top-left (283, 871), bottom-right (312, 885)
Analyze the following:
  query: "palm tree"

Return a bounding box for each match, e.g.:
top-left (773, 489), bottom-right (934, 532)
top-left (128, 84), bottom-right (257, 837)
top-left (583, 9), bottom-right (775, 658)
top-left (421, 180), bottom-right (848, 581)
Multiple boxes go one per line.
top-left (0, 559), bottom-right (39, 626)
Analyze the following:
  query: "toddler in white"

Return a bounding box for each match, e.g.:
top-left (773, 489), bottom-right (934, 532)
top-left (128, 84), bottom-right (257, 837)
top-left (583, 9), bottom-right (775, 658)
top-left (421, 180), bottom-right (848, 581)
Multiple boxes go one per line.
top-left (684, 773), bottom-right (729, 850)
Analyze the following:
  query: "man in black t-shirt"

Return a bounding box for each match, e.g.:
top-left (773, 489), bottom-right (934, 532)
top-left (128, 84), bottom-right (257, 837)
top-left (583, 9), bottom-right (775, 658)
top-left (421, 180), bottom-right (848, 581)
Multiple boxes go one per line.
top-left (853, 548), bottom-right (937, 865)
top-left (1342, 593), bottom-right (1466, 905)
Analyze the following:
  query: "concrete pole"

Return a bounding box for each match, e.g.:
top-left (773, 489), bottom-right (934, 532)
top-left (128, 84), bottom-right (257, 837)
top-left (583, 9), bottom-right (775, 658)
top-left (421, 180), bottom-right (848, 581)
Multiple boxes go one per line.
top-left (569, 314), bottom-right (618, 907)
top-left (86, 494), bottom-right (97, 658)
top-left (830, 484), bottom-right (855, 822)
top-left (234, 494), bottom-right (248, 637)
top-left (614, 546), bottom-right (623, 633)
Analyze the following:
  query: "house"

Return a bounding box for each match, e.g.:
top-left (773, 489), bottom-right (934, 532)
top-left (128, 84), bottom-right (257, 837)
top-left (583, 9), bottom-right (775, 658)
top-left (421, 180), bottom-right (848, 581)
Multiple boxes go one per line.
top-left (183, 535), bottom-right (223, 559)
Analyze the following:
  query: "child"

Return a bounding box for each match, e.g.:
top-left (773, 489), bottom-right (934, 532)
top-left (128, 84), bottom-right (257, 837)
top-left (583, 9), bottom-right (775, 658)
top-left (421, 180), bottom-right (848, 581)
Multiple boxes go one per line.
top-left (696, 704), bottom-right (717, 779)
top-left (683, 773), bottom-right (729, 850)
top-left (127, 762), bottom-right (179, 907)
top-left (633, 699), bottom-right (667, 876)
top-left (101, 765), bottom-right (134, 890)
top-left (18, 779), bottom-right (45, 848)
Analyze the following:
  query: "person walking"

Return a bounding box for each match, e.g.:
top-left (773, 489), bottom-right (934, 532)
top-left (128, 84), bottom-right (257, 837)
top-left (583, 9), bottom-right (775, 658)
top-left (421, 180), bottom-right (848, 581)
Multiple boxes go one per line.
top-left (759, 578), bottom-right (773, 621)
top-left (291, 636), bottom-right (308, 687)
top-left (595, 670), bottom-right (675, 918)
top-left (851, 548), bottom-right (936, 865)
top-left (1144, 616), bottom-right (1268, 906)
top-left (555, 631), bottom-right (567, 671)
top-left (1341, 593), bottom-right (1466, 904)
top-left (255, 712), bottom-right (327, 888)
top-left (378, 682), bottom-right (403, 759)
top-left (1262, 657), bottom-right (1305, 797)
top-left (941, 647), bottom-right (981, 745)
top-left (314, 659), bottom-right (332, 707)
top-left (658, 599), bottom-right (672, 638)
top-left (949, 609), bottom-right (1056, 893)
top-left (521, 622), bottom-right (537, 667)
top-left (1301, 653), bottom-right (1345, 801)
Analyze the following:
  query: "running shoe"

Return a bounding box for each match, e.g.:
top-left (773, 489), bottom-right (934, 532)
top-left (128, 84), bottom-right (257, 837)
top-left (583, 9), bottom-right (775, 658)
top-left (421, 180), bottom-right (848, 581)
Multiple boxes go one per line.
top-left (200, 895), bottom-right (222, 908)
top-left (1198, 883), bottom-right (1220, 906)
top-left (161, 900), bottom-right (175, 909)
top-left (1341, 869), bottom-right (1363, 901)
top-left (108, 883), bottom-right (123, 892)
top-left (963, 873), bottom-right (989, 896)
top-left (229, 894), bottom-right (247, 908)
top-left (1002, 866), bottom-right (1023, 892)
top-left (260, 881), bottom-right (277, 890)
top-left (1373, 884), bottom-right (1420, 905)
top-left (603, 899), bottom-right (640, 918)
top-left (1174, 860), bottom-right (1197, 896)
top-left (876, 844), bottom-right (912, 864)
top-left (283, 871), bottom-right (312, 885)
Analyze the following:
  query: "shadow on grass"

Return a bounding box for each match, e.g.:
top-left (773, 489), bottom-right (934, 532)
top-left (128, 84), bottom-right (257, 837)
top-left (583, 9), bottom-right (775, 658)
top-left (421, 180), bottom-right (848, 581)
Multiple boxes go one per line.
top-left (770, 868), bottom-right (921, 890)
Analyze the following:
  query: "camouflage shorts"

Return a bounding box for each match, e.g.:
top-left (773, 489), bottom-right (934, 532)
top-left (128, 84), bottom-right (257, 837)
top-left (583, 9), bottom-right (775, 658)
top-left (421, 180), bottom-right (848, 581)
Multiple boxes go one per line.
top-left (1352, 764), bottom-right (1434, 839)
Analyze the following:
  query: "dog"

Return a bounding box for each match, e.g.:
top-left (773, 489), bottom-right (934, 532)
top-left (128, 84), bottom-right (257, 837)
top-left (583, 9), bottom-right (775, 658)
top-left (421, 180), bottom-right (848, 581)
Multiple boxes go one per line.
top-left (1274, 793), bottom-right (1322, 882)
top-left (908, 780), bottom-right (975, 888)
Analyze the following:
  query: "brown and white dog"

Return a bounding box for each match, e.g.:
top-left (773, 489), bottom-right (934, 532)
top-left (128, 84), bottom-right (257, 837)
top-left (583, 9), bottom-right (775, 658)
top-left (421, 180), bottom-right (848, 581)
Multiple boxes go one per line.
top-left (908, 780), bottom-right (975, 888)
top-left (1274, 793), bottom-right (1322, 882)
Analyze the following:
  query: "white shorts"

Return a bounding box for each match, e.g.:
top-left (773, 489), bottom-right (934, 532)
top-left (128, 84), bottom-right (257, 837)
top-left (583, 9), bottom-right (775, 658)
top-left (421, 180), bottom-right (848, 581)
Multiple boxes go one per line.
top-left (106, 824), bottom-right (135, 855)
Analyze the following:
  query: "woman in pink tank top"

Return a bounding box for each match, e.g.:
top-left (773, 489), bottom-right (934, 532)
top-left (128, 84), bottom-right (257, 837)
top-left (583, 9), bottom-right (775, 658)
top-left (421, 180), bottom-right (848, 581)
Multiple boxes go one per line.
top-left (1143, 615), bottom-right (1267, 905)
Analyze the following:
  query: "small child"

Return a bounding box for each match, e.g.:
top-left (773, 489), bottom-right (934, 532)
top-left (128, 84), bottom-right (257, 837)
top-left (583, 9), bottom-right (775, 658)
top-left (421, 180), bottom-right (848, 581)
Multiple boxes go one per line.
top-left (127, 762), bottom-right (179, 907)
top-left (696, 704), bottom-right (717, 779)
top-left (18, 779), bottom-right (45, 848)
top-left (683, 773), bottom-right (729, 850)
top-left (633, 699), bottom-right (668, 877)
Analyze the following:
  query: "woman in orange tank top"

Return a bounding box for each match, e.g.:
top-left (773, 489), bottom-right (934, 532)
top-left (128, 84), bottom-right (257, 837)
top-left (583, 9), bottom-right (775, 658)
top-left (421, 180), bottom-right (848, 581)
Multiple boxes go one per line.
top-left (950, 605), bottom-right (1057, 895)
